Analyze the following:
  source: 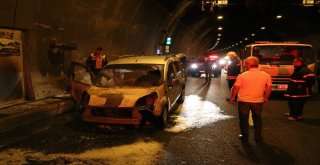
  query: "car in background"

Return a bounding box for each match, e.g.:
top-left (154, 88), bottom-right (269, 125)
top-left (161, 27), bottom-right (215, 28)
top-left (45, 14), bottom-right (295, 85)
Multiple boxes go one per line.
top-left (205, 54), bottom-right (222, 77)
top-left (186, 58), bottom-right (206, 77)
top-left (69, 55), bottom-right (186, 129)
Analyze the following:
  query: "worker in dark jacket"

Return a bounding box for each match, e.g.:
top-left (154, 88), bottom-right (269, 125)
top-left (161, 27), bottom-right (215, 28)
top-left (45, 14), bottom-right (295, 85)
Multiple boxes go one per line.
top-left (86, 47), bottom-right (108, 76)
top-left (285, 58), bottom-right (316, 121)
top-left (226, 51), bottom-right (241, 101)
top-left (226, 51), bottom-right (241, 89)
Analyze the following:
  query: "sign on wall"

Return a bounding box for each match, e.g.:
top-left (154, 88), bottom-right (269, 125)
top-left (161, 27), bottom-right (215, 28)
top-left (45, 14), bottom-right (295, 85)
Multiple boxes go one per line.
top-left (0, 28), bottom-right (24, 105)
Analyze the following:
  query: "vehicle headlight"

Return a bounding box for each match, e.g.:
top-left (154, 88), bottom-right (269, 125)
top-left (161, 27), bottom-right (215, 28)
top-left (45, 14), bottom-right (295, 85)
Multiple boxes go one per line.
top-left (227, 61), bottom-right (232, 65)
top-left (219, 59), bottom-right (226, 65)
top-left (136, 93), bottom-right (158, 111)
top-left (212, 64), bottom-right (217, 68)
top-left (191, 64), bottom-right (198, 69)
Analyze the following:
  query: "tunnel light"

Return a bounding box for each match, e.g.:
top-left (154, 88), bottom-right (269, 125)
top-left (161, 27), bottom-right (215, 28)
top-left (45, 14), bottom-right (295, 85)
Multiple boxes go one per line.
top-left (218, 33), bottom-right (221, 36)
top-left (260, 26), bottom-right (266, 30)
top-left (240, 41), bottom-right (243, 43)
top-left (217, 38), bottom-right (220, 40)
top-left (244, 37), bottom-right (248, 40)
top-left (251, 33), bottom-right (255, 36)
top-left (217, 15), bottom-right (224, 20)
top-left (276, 15), bottom-right (282, 19)
top-left (218, 27), bottom-right (223, 30)
top-left (303, 0), bottom-right (315, 6)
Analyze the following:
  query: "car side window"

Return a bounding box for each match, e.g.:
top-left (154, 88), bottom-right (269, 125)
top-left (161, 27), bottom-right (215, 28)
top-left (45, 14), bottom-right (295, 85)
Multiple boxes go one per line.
top-left (167, 63), bottom-right (175, 84)
top-left (174, 61), bottom-right (181, 73)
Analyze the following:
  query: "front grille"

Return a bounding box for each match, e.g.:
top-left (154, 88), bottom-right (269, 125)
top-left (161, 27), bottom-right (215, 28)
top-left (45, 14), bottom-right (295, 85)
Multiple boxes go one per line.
top-left (272, 76), bottom-right (290, 84)
top-left (90, 107), bottom-right (133, 118)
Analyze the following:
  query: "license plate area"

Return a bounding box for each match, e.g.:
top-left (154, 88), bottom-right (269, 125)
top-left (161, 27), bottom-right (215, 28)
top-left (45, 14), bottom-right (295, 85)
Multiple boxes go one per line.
top-left (277, 84), bottom-right (288, 89)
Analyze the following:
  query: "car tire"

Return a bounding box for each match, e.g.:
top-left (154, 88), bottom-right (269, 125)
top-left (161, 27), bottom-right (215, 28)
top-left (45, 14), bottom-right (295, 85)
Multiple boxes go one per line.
top-left (155, 106), bottom-right (168, 129)
top-left (177, 87), bottom-right (185, 104)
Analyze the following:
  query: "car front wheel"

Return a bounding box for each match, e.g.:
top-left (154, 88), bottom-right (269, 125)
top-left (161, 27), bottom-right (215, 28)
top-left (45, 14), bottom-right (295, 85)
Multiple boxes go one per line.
top-left (155, 106), bottom-right (168, 129)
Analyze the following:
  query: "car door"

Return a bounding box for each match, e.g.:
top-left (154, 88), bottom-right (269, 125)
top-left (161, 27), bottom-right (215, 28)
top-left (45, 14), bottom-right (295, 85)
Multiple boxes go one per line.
top-left (69, 62), bottom-right (92, 102)
top-left (166, 62), bottom-right (180, 108)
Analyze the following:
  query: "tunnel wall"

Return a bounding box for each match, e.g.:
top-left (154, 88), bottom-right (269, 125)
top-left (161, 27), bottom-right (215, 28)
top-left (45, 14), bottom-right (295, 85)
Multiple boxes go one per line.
top-left (0, 0), bottom-right (205, 101)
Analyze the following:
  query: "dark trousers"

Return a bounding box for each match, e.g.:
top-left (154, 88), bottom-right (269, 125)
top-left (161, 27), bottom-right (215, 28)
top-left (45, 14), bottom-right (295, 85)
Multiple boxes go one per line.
top-left (205, 71), bottom-right (212, 82)
top-left (238, 102), bottom-right (263, 140)
top-left (288, 98), bottom-right (306, 117)
top-left (228, 79), bottom-right (236, 90)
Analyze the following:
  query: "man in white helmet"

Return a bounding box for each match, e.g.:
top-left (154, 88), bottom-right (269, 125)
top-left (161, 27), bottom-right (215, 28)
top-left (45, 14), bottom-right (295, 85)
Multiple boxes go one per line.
top-left (226, 51), bottom-right (241, 100)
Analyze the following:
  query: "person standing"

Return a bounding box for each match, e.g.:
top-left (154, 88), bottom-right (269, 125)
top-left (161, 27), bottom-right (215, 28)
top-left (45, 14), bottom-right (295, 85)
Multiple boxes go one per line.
top-left (229, 56), bottom-right (272, 143)
top-left (285, 58), bottom-right (316, 121)
top-left (226, 51), bottom-right (241, 101)
top-left (204, 58), bottom-right (212, 84)
top-left (226, 51), bottom-right (241, 90)
top-left (86, 47), bottom-right (108, 76)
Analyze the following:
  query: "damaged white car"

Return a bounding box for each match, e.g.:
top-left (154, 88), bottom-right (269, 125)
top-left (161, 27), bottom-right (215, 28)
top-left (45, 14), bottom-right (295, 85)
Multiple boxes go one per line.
top-left (69, 55), bottom-right (186, 129)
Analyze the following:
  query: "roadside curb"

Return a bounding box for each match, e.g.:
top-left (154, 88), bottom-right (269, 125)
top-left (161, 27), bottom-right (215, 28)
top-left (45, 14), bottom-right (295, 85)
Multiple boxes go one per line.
top-left (0, 97), bottom-right (75, 134)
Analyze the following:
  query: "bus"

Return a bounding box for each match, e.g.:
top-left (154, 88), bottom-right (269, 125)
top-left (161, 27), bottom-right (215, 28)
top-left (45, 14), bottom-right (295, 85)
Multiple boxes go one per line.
top-left (240, 41), bottom-right (316, 92)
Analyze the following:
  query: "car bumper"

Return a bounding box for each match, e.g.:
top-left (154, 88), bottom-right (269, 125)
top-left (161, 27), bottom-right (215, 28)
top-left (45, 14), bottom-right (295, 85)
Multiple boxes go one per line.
top-left (82, 106), bottom-right (142, 125)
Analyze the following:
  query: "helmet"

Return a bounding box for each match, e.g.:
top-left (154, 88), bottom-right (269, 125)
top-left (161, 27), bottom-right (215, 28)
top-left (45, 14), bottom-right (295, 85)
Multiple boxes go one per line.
top-left (227, 51), bottom-right (237, 58)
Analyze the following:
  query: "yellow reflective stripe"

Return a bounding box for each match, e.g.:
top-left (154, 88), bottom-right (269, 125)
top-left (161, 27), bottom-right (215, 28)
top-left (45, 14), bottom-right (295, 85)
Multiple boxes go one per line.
top-left (289, 79), bottom-right (305, 83)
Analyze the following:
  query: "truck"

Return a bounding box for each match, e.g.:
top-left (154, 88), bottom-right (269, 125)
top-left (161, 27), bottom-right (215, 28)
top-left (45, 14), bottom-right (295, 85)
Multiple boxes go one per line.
top-left (240, 41), bottom-right (316, 92)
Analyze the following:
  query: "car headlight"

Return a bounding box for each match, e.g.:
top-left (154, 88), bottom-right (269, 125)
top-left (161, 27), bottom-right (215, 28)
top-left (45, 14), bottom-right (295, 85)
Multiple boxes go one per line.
top-left (219, 59), bottom-right (226, 65)
top-left (136, 93), bottom-right (158, 111)
top-left (191, 64), bottom-right (198, 69)
top-left (212, 64), bottom-right (217, 68)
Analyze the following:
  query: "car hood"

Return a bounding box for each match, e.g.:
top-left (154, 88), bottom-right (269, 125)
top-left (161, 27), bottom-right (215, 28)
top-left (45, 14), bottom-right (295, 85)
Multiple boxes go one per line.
top-left (86, 86), bottom-right (158, 107)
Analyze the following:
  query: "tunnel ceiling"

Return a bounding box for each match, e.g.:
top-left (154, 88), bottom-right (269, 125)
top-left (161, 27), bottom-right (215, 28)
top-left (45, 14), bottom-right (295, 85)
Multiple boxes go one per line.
top-left (156, 0), bottom-right (320, 54)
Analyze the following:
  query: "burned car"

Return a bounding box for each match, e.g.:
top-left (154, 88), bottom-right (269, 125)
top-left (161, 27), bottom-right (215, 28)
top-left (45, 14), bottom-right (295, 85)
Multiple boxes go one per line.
top-left (69, 55), bottom-right (186, 129)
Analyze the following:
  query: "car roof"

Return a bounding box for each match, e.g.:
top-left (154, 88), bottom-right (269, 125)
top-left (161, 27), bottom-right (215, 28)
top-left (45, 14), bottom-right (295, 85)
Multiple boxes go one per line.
top-left (108, 55), bottom-right (176, 65)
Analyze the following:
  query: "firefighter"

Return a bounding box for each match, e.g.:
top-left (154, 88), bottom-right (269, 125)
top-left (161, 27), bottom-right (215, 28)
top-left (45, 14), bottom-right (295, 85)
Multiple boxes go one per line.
top-left (226, 51), bottom-right (241, 100)
top-left (86, 47), bottom-right (108, 76)
top-left (285, 58), bottom-right (316, 121)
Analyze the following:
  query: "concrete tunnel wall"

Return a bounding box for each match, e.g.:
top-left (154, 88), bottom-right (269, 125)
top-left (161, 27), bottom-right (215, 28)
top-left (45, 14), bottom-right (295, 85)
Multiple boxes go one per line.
top-left (0, 0), bottom-right (204, 100)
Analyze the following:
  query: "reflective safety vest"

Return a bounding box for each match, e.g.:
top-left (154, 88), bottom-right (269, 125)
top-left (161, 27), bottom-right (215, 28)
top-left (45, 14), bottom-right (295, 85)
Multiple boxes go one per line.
top-left (91, 53), bottom-right (106, 69)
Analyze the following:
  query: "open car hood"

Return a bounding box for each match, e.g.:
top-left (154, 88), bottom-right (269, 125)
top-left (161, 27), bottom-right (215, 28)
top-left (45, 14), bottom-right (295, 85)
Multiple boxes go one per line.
top-left (86, 86), bottom-right (158, 107)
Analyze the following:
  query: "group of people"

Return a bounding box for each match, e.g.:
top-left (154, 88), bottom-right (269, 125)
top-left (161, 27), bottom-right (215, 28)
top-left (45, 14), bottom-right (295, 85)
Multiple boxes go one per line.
top-left (226, 51), bottom-right (317, 143)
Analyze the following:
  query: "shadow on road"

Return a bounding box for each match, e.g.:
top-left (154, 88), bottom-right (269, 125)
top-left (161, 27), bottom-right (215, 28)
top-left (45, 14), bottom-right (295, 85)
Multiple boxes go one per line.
top-left (234, 141), bottom-right (294, 164)
top-left (299, 118), bottom-right (320, 126)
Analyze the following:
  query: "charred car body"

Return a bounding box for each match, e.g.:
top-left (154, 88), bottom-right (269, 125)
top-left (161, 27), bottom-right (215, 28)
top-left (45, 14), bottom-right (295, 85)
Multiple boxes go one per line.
top-left (69, 55), bottom-right (186, 128)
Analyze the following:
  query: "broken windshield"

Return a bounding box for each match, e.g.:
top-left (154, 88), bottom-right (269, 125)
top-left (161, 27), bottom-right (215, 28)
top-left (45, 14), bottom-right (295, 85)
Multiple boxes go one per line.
top-left (94, 64), bottom-right (164, 87)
